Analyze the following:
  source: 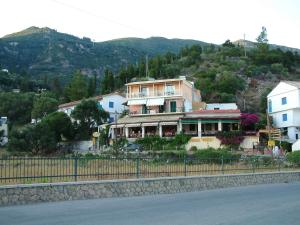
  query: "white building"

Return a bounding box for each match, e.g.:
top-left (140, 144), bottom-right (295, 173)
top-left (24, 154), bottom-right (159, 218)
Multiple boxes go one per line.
top-left (267, 81), bottom-right (300, 142)
top-left (58, 92), bottom-right (126, 123)
top-left (206, 103), bottom-right (238, 110)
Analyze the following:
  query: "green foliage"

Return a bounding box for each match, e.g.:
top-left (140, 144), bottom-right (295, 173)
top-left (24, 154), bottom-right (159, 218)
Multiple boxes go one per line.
top-left (135, 134), bottom-right (190, 151)
top-left (287, 151), bottom-right (300, 166)
top-left (194, 148), bottom-right (240, 163)
top-left (100, 69), bottom-right (115, 94)
top-left (0, 92), bottom-right (34, 125)
top-left (71, 99), bottom-right (109, 140)
top-left (8, 123), bottom-right (57, 155)
top-left (64, 71), bottom-right (88, 101)
top-left (31, 96), bottom-right (58, 119)
top-left (42, 112), bottom-right (74, 141)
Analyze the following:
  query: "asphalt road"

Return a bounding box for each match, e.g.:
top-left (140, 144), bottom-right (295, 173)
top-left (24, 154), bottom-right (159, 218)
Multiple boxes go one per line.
top-left (1, 182), bottom-right (300, 225)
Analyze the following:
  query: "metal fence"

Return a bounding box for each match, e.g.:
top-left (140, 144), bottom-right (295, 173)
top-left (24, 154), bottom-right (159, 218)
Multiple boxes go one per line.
top-left (0, 155), bottom-right (297, 185)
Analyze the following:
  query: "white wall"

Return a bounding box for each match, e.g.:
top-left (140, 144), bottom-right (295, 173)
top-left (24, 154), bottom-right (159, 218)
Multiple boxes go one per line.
top-left (184, 99), bottom-right (192, 112)
top-left (292, 139), bottom-right (300, 151)
top-left (100, 94), bottom-right (126, 122)
top-left (58, 94), bottom-right (126, 123)
top-left (206, 103), bottom-right (238, 110)
top-left (267, 82), bottom-right (300, 113)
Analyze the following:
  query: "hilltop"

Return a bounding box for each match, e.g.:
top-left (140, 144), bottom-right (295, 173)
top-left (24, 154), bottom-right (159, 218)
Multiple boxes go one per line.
top-left (0, 27), bottom-right (210, 79)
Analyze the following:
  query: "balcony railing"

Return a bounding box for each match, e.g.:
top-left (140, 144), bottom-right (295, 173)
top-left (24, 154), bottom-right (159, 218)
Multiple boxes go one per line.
top-left (127, 90), bottom-right (182, 98)
top-left (130, 107), bottom-right (184, 115)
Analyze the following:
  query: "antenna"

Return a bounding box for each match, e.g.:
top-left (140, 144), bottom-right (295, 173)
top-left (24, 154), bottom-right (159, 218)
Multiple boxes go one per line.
top-left (145, 55), bottom-right (149, 78)
top-left (243, 33), bottom-right (247, 57)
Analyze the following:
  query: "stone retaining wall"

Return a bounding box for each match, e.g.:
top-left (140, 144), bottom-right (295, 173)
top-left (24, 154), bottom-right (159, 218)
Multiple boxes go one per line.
top-left (1, 172), bottom-right (300, 206)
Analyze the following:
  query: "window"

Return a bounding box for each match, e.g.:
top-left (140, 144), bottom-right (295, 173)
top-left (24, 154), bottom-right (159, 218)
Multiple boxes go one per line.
top-left (165, 84), bottom-right (175, 95)
top-left (281, 97), bottom-right (287, 105)
top-left (268, 100), bottom-right (272, 113)
top-left (141, 86), bottom-right (149, 97)
top-left (296, 134), bottom-right (299, 140)
top-left (109, 101), bottom-right (114, 108)
top-left (109, 117), bottom-right (114, 122)
top-left (282, 113), bottom-right (287, 121)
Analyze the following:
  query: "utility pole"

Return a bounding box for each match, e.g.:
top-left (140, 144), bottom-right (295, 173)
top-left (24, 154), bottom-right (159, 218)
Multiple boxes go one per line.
top-left (145, 55), bottom-right (149, 78)
top-left (243, 33), bottom-right (247, 58)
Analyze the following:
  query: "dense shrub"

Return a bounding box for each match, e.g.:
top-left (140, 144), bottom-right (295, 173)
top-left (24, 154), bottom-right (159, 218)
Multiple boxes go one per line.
top-left (135, 134), bottom-right (190, 151)
top-left (286, 151), bottom-right (300, 166)
top-left (194, 148), bottom-right (240, 164)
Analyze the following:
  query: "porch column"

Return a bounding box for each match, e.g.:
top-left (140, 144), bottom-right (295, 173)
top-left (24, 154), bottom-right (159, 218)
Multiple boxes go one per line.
top-left (198, 121), bottom-right (202, 137)
top-left (159, 123), bottom-right (163, 137)
top-left (125, 127), bottom-right (129, 138)
top-left (111, 128), bottom-right (115, 139)
top-left (218, 121), bottom-right (222, 131)
top-left (177, 121), bottom-right (182, 134)
top-left (142, 126), bottom-right (145, 138)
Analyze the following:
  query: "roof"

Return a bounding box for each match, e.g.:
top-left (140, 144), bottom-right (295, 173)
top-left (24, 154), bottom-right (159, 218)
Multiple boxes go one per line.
top-left (188, 109), bottom-right (241, 114)
top-left (184, 109), bottom-right (241, 119)
top-left (101, 92), bottom-right (125, 98)
top-left (281, 80), bottom-right (300, 88)
top-left (267, 81), bottom-right (300, 98)
top-left (58, 96), bottom-right (102, 109)
top-left (58, 92), bottom-right (126, 109)
top-left (116, 114), bottom-right (183, 124)
top-left (125, 77), bottom-right (193, 88)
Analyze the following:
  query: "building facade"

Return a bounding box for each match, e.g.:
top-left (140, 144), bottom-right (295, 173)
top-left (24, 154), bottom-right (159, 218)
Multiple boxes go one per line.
top-left (110, 77), bottom-right (241, 144)
top-left (267, 81), bottom-right (300, 142)
top-left (58, 93), bottom-right (126, 122)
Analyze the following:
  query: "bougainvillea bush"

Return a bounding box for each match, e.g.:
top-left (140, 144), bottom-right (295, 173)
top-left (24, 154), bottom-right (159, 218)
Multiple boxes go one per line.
top-left (216, 131), bottom-right (244, 149)
top-left (241, 113), bottom-right (259, 130)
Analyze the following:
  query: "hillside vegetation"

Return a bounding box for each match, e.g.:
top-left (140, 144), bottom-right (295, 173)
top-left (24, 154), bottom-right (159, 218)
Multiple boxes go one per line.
top-left (0, 26), bottom-right (208, 81)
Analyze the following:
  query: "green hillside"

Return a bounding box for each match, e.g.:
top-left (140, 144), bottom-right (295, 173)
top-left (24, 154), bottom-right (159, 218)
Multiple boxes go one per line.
top-left (0, 27), bottom-right (209, 80)
top-left (104, 37), bottom-right (210, 55)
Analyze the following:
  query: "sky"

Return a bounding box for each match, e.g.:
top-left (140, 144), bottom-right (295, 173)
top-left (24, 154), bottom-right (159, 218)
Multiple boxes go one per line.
top-left (1, 0), bottom-right (300, 48)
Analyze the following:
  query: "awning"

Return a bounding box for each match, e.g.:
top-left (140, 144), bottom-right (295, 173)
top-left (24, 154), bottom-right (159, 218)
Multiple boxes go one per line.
top-left (146, 98), bottom-right (164, 106)
top-left (142, 122), bottom-right (158, 127)
top-left (125, 123), bottom-right (142, 128)
top-left (160, 122), bottom-right (177, 126)
top-left (127, 99), bottom-right (147, 105)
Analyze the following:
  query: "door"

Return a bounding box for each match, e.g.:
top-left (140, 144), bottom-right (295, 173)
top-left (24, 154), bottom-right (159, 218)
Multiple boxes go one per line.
top-left (170, 101), bottom-right (176, 112)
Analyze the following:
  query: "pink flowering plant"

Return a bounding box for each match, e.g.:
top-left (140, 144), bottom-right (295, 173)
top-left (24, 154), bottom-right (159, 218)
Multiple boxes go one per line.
top-left (241, 113), bottom-right (259, 131)
top-left (216, 131), bottom-right (244, 149)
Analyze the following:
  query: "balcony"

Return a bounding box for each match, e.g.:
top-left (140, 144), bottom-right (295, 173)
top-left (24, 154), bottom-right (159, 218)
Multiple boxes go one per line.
top-left (127, 90), bottom-right (182, 99)
top-left (130, 107), bottom-right (184, 115)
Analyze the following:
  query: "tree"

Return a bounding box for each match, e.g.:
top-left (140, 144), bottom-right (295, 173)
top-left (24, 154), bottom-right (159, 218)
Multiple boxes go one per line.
top-left (8, 123), bottom-right (57, 155)
top-left (87, 75), bottom-right (97, 97)
top-left (31, 96), bottom-right (58, 120)
top-left (71, 100), bottom-right (109, 139)
top-left (0, 92), bottom-right (34, 125)
top-left (64, 71), bottom-right (88, 101)
top-left (256, 26), bottom-right (268, 44)
top-left (222, 39), bottom-right (235, 48)
top-left (100, 69), bottom-right (114, 94)
top-left (42, 112), bottom-right (74, 141)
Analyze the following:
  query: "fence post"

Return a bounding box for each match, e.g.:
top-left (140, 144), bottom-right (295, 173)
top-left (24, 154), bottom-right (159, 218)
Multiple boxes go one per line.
top-left (184, 155), bottom-right (187, 176)
top-left (74, 155), bottom-right (78, 181)
top-left (221, 156), bottom-right (224, 175)
top-left (252, 158), bottom-right (255, 174)
top-left (136, 156), bottom-right (140, 179)
top-left (278, 157), bottom-right (281, 172)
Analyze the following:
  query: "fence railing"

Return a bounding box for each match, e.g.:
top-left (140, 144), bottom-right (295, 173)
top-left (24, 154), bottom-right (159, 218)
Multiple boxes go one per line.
top-left (0, 155), bottom-right (297, 185)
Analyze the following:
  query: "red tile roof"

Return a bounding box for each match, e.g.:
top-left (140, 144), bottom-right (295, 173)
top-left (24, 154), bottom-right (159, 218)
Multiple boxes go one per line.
top-left (188, 109), bottom-right (241, 114)
top-left (58, 96), bottom-right (103, 109)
